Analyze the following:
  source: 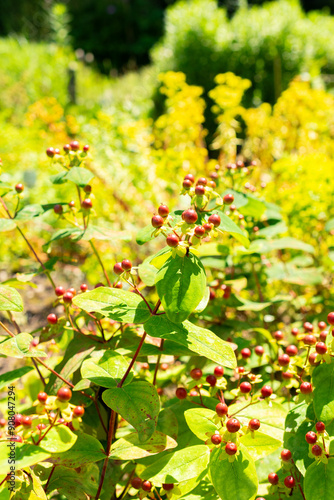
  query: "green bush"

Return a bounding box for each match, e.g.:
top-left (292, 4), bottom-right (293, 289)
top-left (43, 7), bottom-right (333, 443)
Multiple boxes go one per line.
top-left (151, 0), bottom-right (334, 104)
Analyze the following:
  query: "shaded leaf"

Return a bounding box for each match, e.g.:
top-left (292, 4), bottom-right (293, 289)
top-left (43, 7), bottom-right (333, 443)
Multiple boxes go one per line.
top-left (81, 350), bottom-right (133, 388)
top-left (49, 433), bottom-right (105, 467)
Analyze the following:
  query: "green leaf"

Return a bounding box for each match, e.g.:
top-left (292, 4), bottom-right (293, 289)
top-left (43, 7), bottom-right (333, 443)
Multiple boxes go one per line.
top-left (0, 366), bottom-right (33, 387)
top-left (50, 172), bottom-right (68, 184)
top-left (102, 380), bottom-right (160, 443)
top-left (49, 433), bottom-right (105, 467)
top-left (313, 362), bottom-right (334, 425)
top-left (73, 287), bottom-right (152, 323)
top-left (216, 211), bottom-right (250, 248)
top-left (81, 351), bottom-right (133, 388)
top-left (193, 287), bottom-right (210, 313)
top-left (15, 204), bottom-right (45, 220)
top-left (43, 227), bottom-right (85, 250)
top-left (0, 442), bottom-right (50, 471)
top-left (80, 225), bottom-right (131, 242)
top-left (0, 219), bottom-right (16, 232)
top-left (184, 408), bottom-right (217, 441)
top-left (0, 285), bottom-right (23, 311)
top-left (140, 445), bottom-right (210, 484)
top-left (304, 458), bottom-right (334, 500)
top-left (239, 431), bottom-right (281, 460)
top-left (155, 253), bottom-right (206, 323)
top-left (65, 167), bottom-right (94, 187)
top-left (221, 189), bottom-right (266, 218)
top-left (257, 221), bottom-right (287, 238)
top-left (109, 431), bottom-right (177, 460)
top-left (136, 224), bottom-right (156, 245)
top-left (210, 445), bottom-right (258, 500)
top-left (145, 315), bottom-right (237, 369)
top-left (247, 237), bottom-right (315, 255)
top-left (40, 463), bottom-right (99, 499)
top-left (0, 333), bottom-right (47, 358)
top-left (37, 425), bottom-right (77, 453)
top-left (284, 402), bottom-right (314, 475)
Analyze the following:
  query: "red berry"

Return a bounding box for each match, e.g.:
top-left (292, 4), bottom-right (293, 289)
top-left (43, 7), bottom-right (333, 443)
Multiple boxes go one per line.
top-left (304, 322), bottom-right (314, 332)
top-left (73, 406), bottom-right (85, 417)
top-left (190, 368), bottom-right (202, 380)
top-left (152, 214), bottom-right (164, 228)
top-left (318, 321), bottom-right (327, 330)
top-left (284, 476), bottom-right (295, 489)
top-left (291, 327), bottom-right (299, 336)
top-left (240, 382), bottom-right (252, 394)
top-left (175, 387), bottom-right (187, 400)
top-left (69, 201), bottom-right (75, 208)
top-left (158, 204), bottom-right (169, 217)
top-left (249, 419), bottom-right (260, 431)
top-left (0, 418), bottom-right (6, 427)
top-left (241, 348), bottom-right (251, 359)
top-left (255, 345), bottom-right (264, 356)
top-left (82, 198), bottom-right (92, 209)
top-left (278, 354), bottom-right (290, 367)
top-left (311, 444), bottom-right (322, 456)
top-left (282, 372), bottom-right (293, 380)
top-left (316, 342), bottom-right (327, 355)
top-left (286, 345), bottom-right (298, 356)
top-left (206, 375), bottom-right (217, 387)
top-left (305, 431), bottom-right (317, 444)
top-left (194, 226), bottom-right (206, 237)
top-left (83, 145), bottom-right (90, 152)
top-left (203, 223), bottom-right (213, 232)
top-left (54, 204), bottom-right (63, 215)
top-left (327, 312), bottom-right (334, 325)
top-left (226, 418), bottom-right (240, 433)
top-left (166, 234), bottom-right (179, 247)
top-left (113, 281), bottom-right (122, 289)
top-left (229, 204), bottom-right (236, 211)
top-left (14, 414), bottom-right (22, 427)
top-left (55, 286), bottom-right (65, 296)
top-left (142, 481), bottom-right (152, 492)
top-left (225, 442), bottom-right (237, 455)
top-left (197, 177), bottom-right (207, 186)
top-left (22, 416), bottom-right (32, 427)
top-left (131, 477), bottom-right (142, 489)
top-left (67, 288), bottom-right (76, 296)
top-left (63, 144), bottom-right (71, 152)
top-left (184, 174), bottom-right (195, 183)
top-left (300, 382), bottom-right (312, 394)
top-left (216, 403), bottom-right (228, 417)
top-left (70, 140), bottom-right (80, 151)
top-left (223, 193), bottom-right (234, 205)
top-left (121, 259), bottom-right (132, 271)
top-left (83, 185), bottom-right (92, 193)
top-left (183, 179), bottom-right (192, 189)
top-left (162, 484), bottom-right (174, 491)
top-left (47, 314), bottom-right (58, 325)
top-left (46, 147), bottom-right (55, 157)
top-left (281, 449), bottom-right (292, 461)
top-left (309, 352), bottom-right (320, 366)
top-left (319, 331), bottom-right (328, 342)
top-left (315, 421), bottom-right (326, 433)
top-left (37, 392), bottom-right (48, 403)
top-left (208, 180), bottom-right (216, 188)
top-left (261, 385), bottom-right (273, 398)
top-left (183, 209), bottom-right (198, 224)
top-left (208, 214), bottom-right (221, 227)
top-left (80, 283), bottom-right (88, 292)
top-left (214, 366), bottom-right (224, 377)
top-left (113, 263), bottom-right (123, 275)
top-left (57, 387), bottom-right (72, 402)
top-left (268, 473), bottom-right (279, 485)
top-left (237, 367), bottom-right (245, 374)
top-left (273, 330), bottom-right (284, 341)
top-left (63, 292), bottom-right (73, 304)
top-left (211, 433), bottom-right (222, 445)
top-left (210, 171), bottom-right (218, 179)
top-left (15, 183), bottom-right (24, 193)
top-left (304, 335), bottom-right (316, 346)
top-left (57, 418), bottom-right (65, 424)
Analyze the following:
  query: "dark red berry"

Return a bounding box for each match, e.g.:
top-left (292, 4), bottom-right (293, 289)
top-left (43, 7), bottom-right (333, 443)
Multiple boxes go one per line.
top-left (83, 145), bottom-right (90, 152)
top-left (73, 406), bottom-right (85, 417)
top-left (286, 345), bottom-right (298, 356)
top-left (63, 292), bottom-right (73, 304)
top-left (327, 312), bottom-right (334, 325)
top-left (255, 345), bottom-right (264, 356)
top-left (309, 352), bottom-right (320, 366)
top-left (83, 185), bottom-right (92, 193)
top-left (121, 259), bottom-right (132, 271)
top-left (131, 477), bottom-right (142, 489)
top-left (225, 442), bottom-right (237, 455)
top-left (300, 382), bottom-right (312, 394)
top-left (0, 418), bottom-right (6, 427)
top-left (80, 283), bottom-right (88, 292)
top-left (194, 226), bottom-right (206, 237)
top-left (175, 388), bottom-right (187, 400)
top-left (67, 287), bottom-right (76, 296)
top-left (46, 147), bottom-right (55, 157)
top-left (315, 421), bottom-right (326, 433)
top-left (268, 473), bottom-right (279, 485)
top-left (37, 392), bottom-right (48, 403)
top-left (203, 223), bottom-right (213, 232)
top-left (304, 322), bottom-right (314, 332)
top-left (70, 140), bottom-right (80, 151)
top-left (152, 214), bottom-right (164, 228)
top-left (241, 348), bottom-right (251, 359)
top-left (318, 321), bottom-right (327, 330)
top-left (226, 418), bottom-right (240, 433)
top-left (278, 354), bottom-right (290, 367)
top-left (281, 449), bottom-right (292, 461)
top-left (216, 403), bottom-right (228, 417)
top-left (183, 209), bottom-right (198, 224)
top-left (69, 201), bottom-right (75, 208)
top-left (195, 185), bottom-right (205, 196)
top-left (57, 387), bottom-right (72, 402)
top-left (284, 476), bottom-right (295, 489)
top-left (14, 414), bottom-right (22, 427)
top-left (47, 314), bottom-right (58, 325)
top-left (22, 416), bottom-right (32, 427)
top-left (240, 382), bottom-right (252, 394)
top-left (214, 366), bottom-right (224, 377)
top-left (162, 484), bottom-right (174, 491)
top-left (304, 335), bottom-right (316, 346)
top-left (197, 177), bottom-right (207, 186)
top-left (113, 263), bottom-right (123, 275)
top-left (311, 444), bottom-right (322, 456)
top-left (15, 183), bottom-right (24, 193)
top-left (63, 144), bottom-right (71, 152)
top-left (142, 481), bottom-right (152, 492)
top-left (55, 286), bottom-right (65, 296)
top-left (316, 342), bottom-right (327, 355)
top-left (183, 179), bottom-right (192, 189)
top-left (82, 198), bottom-right (92, 209)
top-left (208, 214), bottom-right (221, 227)
top-left (319, 331), bottom-right (328, 342)
top-left (291, 327), bottom-right (299, 336)
top-left (113, 281), bottom-right (122, 289)
top-left (305, 431), bottom-right (317, 444)
top-left (273, 330), bottom-right (284, 341)
top-left (261, 385), bottom-right (273, 398)
top-left (158, 205), bottom-right (169, 217)
top-left (190, 368), bottom-right (202, 380)
top-left (282, 372), bottom-right (293, 380)
top-left (249, 418), bottom-right (260, 431)
top-left (206, 375), bottom-right (217, 387)
top-left (223, 193), bottom-right (234, 205)
top-left (166, 234), bottom-right (179, 247)
top-left (211, 434), bottom-right (222, 445)
top-left (184, 174), bottom-right (195, 183)
top-left (53, 204), bottom-right (63, 215)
